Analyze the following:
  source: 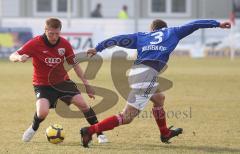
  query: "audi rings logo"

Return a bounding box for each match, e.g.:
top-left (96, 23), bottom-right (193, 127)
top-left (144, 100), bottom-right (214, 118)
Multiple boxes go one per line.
top-left (45, 58), bottom-right (62, 64)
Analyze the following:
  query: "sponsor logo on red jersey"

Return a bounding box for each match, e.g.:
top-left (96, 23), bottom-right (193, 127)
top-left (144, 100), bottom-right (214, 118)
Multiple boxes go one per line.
top-left (45, 58), bottom-right (62, 66)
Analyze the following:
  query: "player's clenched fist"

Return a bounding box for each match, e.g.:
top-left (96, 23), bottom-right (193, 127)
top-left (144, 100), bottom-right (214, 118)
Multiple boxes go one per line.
top-left (19, 54), bottom-right (30, 62)
top-left (219, 21), bottom-right (231, 29)
top-left (87, 48), bottom-right (97, 57)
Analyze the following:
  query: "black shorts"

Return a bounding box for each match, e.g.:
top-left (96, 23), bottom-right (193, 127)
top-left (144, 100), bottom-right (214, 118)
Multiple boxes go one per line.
top-left (33, 80), bottom-right (80, 108)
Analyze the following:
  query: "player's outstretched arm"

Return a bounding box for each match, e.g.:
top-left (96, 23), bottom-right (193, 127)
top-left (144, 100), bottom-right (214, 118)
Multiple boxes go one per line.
top-left (88, 33), bottom-right (138, 56)
top-left (175, 20), bottom-right (231, 39)
top-left (9, 52), bottom-right (29, 63)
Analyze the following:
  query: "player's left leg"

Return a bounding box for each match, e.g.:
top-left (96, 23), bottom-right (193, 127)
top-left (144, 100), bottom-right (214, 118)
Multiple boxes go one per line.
top-left (70, 94), bottom-right (108, 143)
top-left (150, 92), bottom-right (183, 143)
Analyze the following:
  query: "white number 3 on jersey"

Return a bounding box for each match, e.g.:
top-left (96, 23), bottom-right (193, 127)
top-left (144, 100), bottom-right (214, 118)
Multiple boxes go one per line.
top-left (150, 31), bottom-right (164, 45)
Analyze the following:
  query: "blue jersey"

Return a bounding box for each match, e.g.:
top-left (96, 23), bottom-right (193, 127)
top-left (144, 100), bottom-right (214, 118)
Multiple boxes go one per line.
top-left (95, 20), bottom-right (220, 71)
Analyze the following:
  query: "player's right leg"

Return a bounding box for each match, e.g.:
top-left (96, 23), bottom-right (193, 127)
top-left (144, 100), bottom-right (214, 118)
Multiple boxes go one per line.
top-left (22, 98), bottom-right (50, 142)
top-left (150, 92), bottom-right (183, 143)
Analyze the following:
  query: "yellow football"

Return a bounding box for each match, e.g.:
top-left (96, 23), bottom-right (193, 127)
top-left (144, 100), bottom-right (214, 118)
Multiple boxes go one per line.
top-left (46, 124), bottom-right (65, 144)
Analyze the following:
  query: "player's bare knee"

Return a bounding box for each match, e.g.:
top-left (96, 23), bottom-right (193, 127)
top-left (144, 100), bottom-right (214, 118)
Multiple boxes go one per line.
top-left (151, 93), bottom-right (165, 107)
top-left (72, 95), bottom-right (90, 112)
top-left (121, 104), bottom-right (140, 124)
top-left (122, 115), bottom-right (134, 124)
top-left (159, 93), bottom-right (165, 103)
top-left (122, 111), bottom-right (138, 124)
top-left (37, 111), bottom-right (48, 119)
top-left (74, 102), bottom-right (89, 112)
top-left (36, 98), bottom-right (49, 119)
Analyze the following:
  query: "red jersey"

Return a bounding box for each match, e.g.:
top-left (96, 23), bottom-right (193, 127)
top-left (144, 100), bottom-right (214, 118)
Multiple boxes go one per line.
top-left (17, 34), bottom-right (76, 85)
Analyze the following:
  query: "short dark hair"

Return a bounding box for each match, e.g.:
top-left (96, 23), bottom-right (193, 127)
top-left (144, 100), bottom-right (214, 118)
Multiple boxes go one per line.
top-left (151, 19), bottom-right (167, 31)
top-left (45, 17), bottom-right (62, 30)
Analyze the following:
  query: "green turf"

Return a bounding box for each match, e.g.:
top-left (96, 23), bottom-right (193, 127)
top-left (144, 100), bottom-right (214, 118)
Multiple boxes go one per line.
top-left (0, 57), bottom-right (240, 154)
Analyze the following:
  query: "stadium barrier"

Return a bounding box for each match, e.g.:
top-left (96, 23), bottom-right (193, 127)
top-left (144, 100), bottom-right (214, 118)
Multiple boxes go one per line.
top-left (0, 18), bottom-right (239, 58)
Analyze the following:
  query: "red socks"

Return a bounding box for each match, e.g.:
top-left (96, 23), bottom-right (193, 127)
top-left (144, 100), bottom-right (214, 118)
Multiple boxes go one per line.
top-left (87, 108), bottom-right (170, 136)
top-left (152, 106), bottom-right (170, 136)
top-left (88, 114), bottom-right (123, 135)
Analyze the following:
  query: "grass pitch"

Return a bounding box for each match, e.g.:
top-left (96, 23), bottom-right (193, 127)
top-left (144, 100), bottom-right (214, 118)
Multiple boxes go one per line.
top-left (0, 57), bottom-right (240, 154)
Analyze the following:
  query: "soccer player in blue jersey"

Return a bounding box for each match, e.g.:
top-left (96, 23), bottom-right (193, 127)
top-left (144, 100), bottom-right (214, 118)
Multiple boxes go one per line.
top-left (80, 19), bottom-right (231, 147)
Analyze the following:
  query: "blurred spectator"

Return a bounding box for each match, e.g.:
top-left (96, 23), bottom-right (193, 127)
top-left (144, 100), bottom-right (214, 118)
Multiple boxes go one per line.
top-left (118, 5), bottom-right (128, 19)
top-left (91, 3), bottom-right (102, 18)
top-left (233, 0), bottom-right (240, 17)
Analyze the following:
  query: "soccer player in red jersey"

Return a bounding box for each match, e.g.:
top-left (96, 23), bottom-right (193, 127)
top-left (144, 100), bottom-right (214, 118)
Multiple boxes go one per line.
top-left (9, 17), bottom-right (108, 143)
